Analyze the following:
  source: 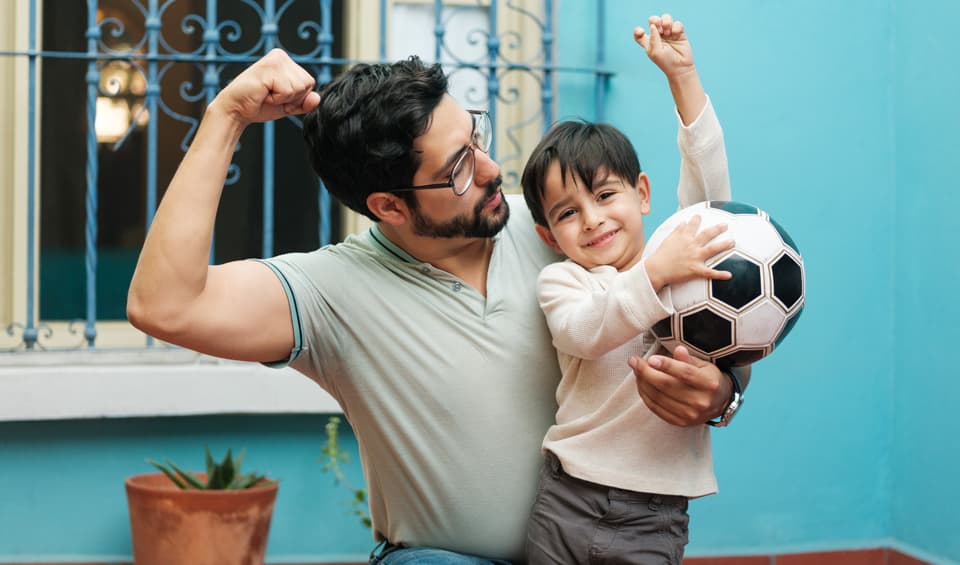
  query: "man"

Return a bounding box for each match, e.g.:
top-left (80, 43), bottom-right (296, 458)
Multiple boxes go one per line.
top-left (128, 18), bottom-right (743, 562)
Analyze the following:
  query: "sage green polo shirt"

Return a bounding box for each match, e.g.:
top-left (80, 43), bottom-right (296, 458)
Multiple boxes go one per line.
top-left (263, 194), bottom-right (561, 561)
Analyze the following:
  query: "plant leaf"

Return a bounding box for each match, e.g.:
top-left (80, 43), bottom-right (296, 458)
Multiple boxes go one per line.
top-left (147, 458), bottom-right (187, 490)
top-left (166, 460), bottom-right (205, 489)
top-left (232, 473), bottom-right (265, 489)
top-left (234, 448), bottom-right (246, 473)
top-left (205, 446), bottom-right (215, 477)
top-left (219, 449), bottom-right (236, 487)
top-left (207, 460), bottom-right (226, 489)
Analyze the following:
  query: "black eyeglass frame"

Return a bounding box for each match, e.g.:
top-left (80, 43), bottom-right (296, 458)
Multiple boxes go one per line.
top-left (389, 109), bottom-right (492, 196)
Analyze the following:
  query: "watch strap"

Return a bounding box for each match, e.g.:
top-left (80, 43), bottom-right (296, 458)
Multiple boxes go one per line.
top-left (706, 367), bottom-right (743, 428)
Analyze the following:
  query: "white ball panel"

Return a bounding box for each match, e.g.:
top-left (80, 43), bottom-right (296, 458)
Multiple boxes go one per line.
top-left (727, 216), bottom-right (784, 263)
top-left (735, 300), bottom-right (788, 345)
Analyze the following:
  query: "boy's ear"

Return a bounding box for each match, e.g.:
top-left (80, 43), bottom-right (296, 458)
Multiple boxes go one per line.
top-left (366, 192), bottom-right (410, 225)
top-left (635, 172), bottom-right (651, 214)
top-left (535, 224), bottom-right (565, 255)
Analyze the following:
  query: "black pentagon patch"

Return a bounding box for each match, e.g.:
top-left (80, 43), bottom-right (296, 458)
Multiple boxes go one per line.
top-left (708, 200), bottom-right (759, 215)
top-left (717, 348), bottom-right (767, 368)
top-left (711, 254), bottom-right (762, 310)
top-left (681, 308), bottom-right (733, 354)
top-left (652, 316), bottom-right (673, 340)
top-left (775, 306), bottom-right (803, 347)
top-left (768, 215), bottom-right (800, 254)
top-left (772, 254), bottom-right (803, 310)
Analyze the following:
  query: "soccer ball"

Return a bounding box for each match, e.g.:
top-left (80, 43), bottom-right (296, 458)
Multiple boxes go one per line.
top-left (641, 201), bottom-right (805, 367)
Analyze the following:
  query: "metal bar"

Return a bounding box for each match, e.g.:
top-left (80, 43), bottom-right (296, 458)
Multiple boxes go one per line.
top-left (22, 0), bottom-right (40, 349)
top-left (433, 0), bottom-right (443, 63)
top-left (144, 0), bottom-right (160, 347)
top-left (262, 0), bottom-right (277, 258)
top-left (486, 0), bottom-right (499, 159)
top-left (82, 0), bottom-right (100, 347)
top-left (318, 0), bottom-right (333, 246)
top-left (379, 0), bottom-right (387, 62)
top-left (594, 0), bottom-right (606, 122)
top-left (204, 0), bottom-right (219, 264)
top-left (542, 0), bottom-right (554, 131)
top-left (0, 50), bottom-right (610, 75)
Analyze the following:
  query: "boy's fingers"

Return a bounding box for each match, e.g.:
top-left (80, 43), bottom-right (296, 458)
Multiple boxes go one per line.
top-left (648, 15), bottom-right (661, 32)
top-left (661, 13), bottom-right (674, 32)
top-left (704, 268), bottom-right (733, 280)
top-left (696, 223), bottom-right (727, 242)
top-left (672, 21), bottom-right (685, 38)
top-left (704, 239), bottom-right (735, 257)
top-left (634, 27), bottom-right (650, 50)
top-left (649, 20), bottom-right (662, 51)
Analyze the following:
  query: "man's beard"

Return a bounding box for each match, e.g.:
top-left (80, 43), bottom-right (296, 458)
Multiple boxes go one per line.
top-left (409, 176), bottom-right (510, 239)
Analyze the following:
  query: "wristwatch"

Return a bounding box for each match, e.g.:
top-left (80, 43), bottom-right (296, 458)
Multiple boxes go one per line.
top-left (706, 367), bottom-right (743, 428)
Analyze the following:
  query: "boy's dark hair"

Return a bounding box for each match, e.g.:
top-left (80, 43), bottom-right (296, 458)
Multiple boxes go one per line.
top-left (302, 56), bottom-right (448, 221)
top-left (521, 120), bottom-right (642, 227)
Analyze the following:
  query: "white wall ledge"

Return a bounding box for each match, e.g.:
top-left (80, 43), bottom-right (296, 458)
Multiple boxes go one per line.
top-left (0, 349), bottom-right (341, 421)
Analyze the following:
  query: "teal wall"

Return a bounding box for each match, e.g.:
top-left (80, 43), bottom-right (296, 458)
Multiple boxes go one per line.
top-left (2, 2), bottom-right (958, 563)
top-left (0, 415), bottom-right (372, 562)
top-left (891, 0), bottom-right (960, 561)
top-left (559, 1), bottom-right (956, 562)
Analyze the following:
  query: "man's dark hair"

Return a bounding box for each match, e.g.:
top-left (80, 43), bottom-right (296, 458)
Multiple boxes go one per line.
top-left (521, 120), bottom-right (642, 227)
top-left (302, 56), bottom-right (448, 221)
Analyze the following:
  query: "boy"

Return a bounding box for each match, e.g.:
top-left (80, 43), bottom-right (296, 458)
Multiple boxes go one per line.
top-left (521, 16), bottom-right (738, 564)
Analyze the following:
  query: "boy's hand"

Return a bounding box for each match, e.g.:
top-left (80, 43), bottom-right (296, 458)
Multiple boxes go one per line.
top-left (644, 214), bottom-right (733, 292)
top-left (210, 48), bottom-right (320, 128)
top-left (634, 14), bottom-right (695, 81)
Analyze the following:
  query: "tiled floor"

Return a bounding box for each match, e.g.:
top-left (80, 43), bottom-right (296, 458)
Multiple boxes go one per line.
top-left (685, 548), bottom-right (931, 565)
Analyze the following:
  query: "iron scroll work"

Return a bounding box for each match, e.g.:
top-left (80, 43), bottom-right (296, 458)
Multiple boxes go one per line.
top-left (2, 0), bottom-right (612, 351)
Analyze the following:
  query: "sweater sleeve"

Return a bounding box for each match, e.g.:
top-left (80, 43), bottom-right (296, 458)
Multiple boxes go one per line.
top-left (676, 95), bottom-right (731, 208)
top-left (537, 260), bottom-right (674, 360)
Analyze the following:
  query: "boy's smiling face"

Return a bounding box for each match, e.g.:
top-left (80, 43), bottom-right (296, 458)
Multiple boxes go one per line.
top-left (535, 162), bottom-right (651, 272)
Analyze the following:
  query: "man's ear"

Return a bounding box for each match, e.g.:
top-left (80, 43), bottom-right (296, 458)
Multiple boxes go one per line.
top-left (366, 192), bottom-right (410, 225)
top-left (634, 172), bottom-right (651, 215)
top-left (535, 224), bottom-right (564, 255)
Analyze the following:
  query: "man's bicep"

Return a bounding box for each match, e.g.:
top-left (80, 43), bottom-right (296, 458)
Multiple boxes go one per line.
top-left (174, 260), bottom-right (296, 362)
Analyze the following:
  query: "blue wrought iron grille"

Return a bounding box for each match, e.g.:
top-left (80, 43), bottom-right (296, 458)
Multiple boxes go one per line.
top-left (0, 0), bottom-right (611, 351)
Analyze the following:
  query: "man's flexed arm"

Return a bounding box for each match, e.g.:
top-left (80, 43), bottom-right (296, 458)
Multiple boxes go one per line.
top-left (127, 49), bottom-right (320, 362)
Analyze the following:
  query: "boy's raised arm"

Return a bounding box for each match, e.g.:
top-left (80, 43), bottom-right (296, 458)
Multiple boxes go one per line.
top-left (127, 49), bottom-right (320, 362)
top-left (634, 14), bottom-right (705, 126)
top-left (630, 15), bottom-right (747, 426)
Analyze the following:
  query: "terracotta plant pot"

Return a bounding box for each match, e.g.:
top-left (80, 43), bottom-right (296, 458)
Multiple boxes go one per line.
top-left (126, 472), bottom-right (279, 565)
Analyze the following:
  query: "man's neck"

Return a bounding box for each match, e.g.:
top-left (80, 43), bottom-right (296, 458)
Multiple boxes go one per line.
top-left (378, 224), bottom-right (495, 296)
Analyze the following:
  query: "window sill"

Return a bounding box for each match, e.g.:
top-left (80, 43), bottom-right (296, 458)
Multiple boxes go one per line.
top-left (0, 349), bottom-right (340, 421)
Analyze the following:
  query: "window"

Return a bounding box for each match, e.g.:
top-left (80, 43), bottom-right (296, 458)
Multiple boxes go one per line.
top-left (1, 0), bottom-right (561, 352)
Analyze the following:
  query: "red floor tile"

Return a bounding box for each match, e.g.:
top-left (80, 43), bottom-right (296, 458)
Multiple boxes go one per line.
top-left (888, 549), bottom-right (934, 565)
top-left (685, 556), bottom-right (771, 565)
top-left (776, 548), bottom-right (886, 565)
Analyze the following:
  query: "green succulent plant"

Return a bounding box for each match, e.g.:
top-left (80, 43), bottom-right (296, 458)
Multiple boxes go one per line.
top-left (148, 447), bottom-right (268, 490)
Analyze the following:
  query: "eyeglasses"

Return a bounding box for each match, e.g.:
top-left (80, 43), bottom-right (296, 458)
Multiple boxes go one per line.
top-left (390, 109), bottom-right (492, 196)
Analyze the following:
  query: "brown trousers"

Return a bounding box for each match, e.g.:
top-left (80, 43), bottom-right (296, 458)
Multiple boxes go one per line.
top-left (525, 451), bottom-right (690, 565)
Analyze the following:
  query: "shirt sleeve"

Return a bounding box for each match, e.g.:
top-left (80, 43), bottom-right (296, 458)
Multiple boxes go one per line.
top-left (676, 95), bottom-right (731, 208)
top-left (537, 260), bottom-right (674, 360)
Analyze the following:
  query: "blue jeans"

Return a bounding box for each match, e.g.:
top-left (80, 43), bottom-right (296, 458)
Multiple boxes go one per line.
top-left (369, 541), bottom-right (514, 565)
